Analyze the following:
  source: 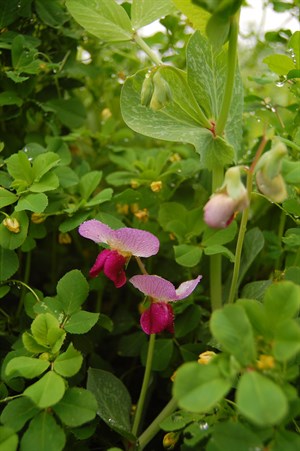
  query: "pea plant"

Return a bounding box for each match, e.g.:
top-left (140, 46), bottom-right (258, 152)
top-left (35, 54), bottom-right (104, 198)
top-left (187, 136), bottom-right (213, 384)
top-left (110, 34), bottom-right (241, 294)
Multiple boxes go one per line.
top-left (0, 1), bottom-right (299, 450)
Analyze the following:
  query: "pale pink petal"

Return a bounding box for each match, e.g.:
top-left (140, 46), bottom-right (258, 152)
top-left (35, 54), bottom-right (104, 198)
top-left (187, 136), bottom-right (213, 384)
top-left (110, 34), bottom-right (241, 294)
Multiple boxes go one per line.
top-left (130, 275), bottom-right (176, 301)
top-left (140, 302), bottom-right (174, 334)
top-left (79, 219), bottom-right (113, 244)
top-left (204, 194), bottom-right (236, 228)
top-left (110, 228), bottom-right (159, 257)
top-left (174, 276), bottom-right (202, 300)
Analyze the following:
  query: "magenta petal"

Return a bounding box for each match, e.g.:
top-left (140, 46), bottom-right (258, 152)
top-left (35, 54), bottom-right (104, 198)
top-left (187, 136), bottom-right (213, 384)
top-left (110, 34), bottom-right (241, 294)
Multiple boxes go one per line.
top-left (89, 249), bottom-right (111, 278)
top-left (174, 276), bottom-right (202, 300)
top-left (140, 302), bottom-right (174, 334)
top-left (79, 219), bottom-right (113, 244)
top-left (89, 249), bottom-right (126, 288)
top-left (110, 228), bottom-right (159, 257)
top-left (130, 275), bottom-right (177, 301)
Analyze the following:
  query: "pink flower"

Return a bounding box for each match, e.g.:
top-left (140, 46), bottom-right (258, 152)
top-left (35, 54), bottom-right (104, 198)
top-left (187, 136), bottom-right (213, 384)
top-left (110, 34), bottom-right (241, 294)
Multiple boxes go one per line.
top-left (79, 220), bottom-right (160, 288)
top-left (204, 193), bottom-right (247, 228)
top-left (129, 274), bottom-right (202, 334)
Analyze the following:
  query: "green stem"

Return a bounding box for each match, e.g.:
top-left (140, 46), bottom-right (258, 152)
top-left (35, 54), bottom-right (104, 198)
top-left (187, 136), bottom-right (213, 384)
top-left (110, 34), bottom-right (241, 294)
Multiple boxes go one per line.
top-left (227, 135), bottom-right (268, 304)
top-left (132, 333), bottom-right (156, 438)
top-left (276, 136), bottom-right (300, 153)
top-left (138, 397), bottom-right (178, 450)
top-left (215, 12), bottom-right (240, 136)
top-left (134, 34), bottom-right (163, 66)
top-left (17, 251), bottom-right (32, 318)
top-left (275, 210), bottom-right (286, 270)
top-left (210, 165), bottom-right (224, 311)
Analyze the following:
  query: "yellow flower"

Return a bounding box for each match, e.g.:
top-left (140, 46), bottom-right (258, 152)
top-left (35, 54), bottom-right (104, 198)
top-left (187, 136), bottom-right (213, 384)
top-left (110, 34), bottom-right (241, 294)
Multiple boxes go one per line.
top-left (58, 232), bottom-right (72, 244)
top-left (150, 181), bottom-right (163, 193)
top-left (198, 351), bottom-right (216, 365)
top-left (257, 354), bottom-right (275, 370)
top-left (163, 432), bottom-right (180, 450)
top-left (31, 213), bottom-right (46, 224)
top-left (3, 217), bottom-right (20, 233)
top-left (134, 208), bottom-right (149, 223)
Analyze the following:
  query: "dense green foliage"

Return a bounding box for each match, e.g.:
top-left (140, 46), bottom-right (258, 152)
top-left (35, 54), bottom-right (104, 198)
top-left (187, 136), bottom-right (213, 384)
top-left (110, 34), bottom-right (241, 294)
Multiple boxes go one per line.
top-left (0, 1), bottom-right (299, 450)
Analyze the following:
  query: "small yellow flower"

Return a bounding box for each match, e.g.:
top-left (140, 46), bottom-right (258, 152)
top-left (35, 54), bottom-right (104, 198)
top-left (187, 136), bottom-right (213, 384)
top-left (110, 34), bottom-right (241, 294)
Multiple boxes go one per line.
top-left (169, 233), bottom-right (176, 241)
top-left (31, 213), bottom-right (46, 224)
top-left (150, 180), bottom-right (163, 193)
top-left (130, 180), bottom-right (140, 189)
top-left (257, 354), bottom-right (275, 370)
top-left (198, 351), bottom-right (216, 365)
top-left (163, 432), bottom-right (180, 450)
top-left (116, 203), bottom-right (129, 215)
top-left (58, 232), bottom-right (72, 244)
top-left (101, 108), bottom-right (112, 121)
top-left (134, 208), bottom-right (149, 223)
top-left (3, 217), bottom-right (20, 233)
top-left (169, 153), bottom-right (181, 162)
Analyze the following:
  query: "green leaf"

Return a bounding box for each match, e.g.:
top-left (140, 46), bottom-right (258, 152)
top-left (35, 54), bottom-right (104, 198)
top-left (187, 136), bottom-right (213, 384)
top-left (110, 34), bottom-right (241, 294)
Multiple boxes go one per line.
top-left (66, 0), bottom-right (132, 42)
top-left (0, 248), bottom-right (19, 281)
top-left (263, 54), bottom-right (295, 75)
top-left (210, 304), bottom-right (257, 366)
top-left (141, 339), bottom-right (174, 371)
top-left (31, 313), bottom-right (65, 348)
top-left (44, 98), bottom-right (86, 128)
top-left (210, 421), bottom-right (263, 451)
top-left (0, 211), bottom-right (29, 250)
top-left (53, 388), bottom-right (97, 427)
top-left (273, 319), bottom-right (300, 362)
top-left (289, 31), bottom-right (300, 69)
top-left (0, 91), bottom-right (23, 107)
top-left (263, 281), bottom-right (300, 327)
top-left (175, 305), bottom-right (202, 338)
top-left (204, 244), bottom-right (235, 261)
top-left (24, 371), bottom-right (66, 408)
top-left (0, 397), bottom-right (40, 432)
top-left (0, 426), bottom-right (18, 451)
top-left (35, 0), bottom-right (68, 27)
top-left (172, 0), bottom-right (210, 33)
top-left (64, 310), bottom-right (99, 334)
top-left (236, 372), bottom-right (288, 426)
top-left (0, 188), bottom-right (18, 209)
top-left (272, 430), bottom-right (300, 451)
top-left (5, 357), bottom-right (50, 380)
top-left (85, 188), bottom-right (113, 207)
top-left (87, 368), bottom-right (134, 441)
top-left (131, 0), bottom-right (176, 29)
top-left (174, 244), bottom-right (203, 267)
top-left (15, 193), bottom-right (48, 213)
top-left (31, 152), bottom-right (60, 181)
top-left (29, 171), bottom-right (59, 193)
top-left (0, 0), bottom-right (20, 27)
top-left (173, 361), bottom-right (232, 413)
top-left (53, 343), bottom-right (83, 377)
top-left (57, 270), bottom-right (89, 315)
top-left (202, 221), bottom-right (237, 246)
top-left (20, 412), bottom-right (65, 451)
top-left (79, 171), bottom-right (102, 199)
top-left (238, 227), bottom-right (264, 285)
top-left (58, 211), bottom-right (90, 233)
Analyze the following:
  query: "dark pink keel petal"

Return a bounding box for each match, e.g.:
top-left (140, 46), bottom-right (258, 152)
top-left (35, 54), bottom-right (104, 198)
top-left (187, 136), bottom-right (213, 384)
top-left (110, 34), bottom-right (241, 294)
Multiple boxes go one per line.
top-left (89, 249), bottom-right (127, 288)
top-left (140, 302), bottom-right (174, 335)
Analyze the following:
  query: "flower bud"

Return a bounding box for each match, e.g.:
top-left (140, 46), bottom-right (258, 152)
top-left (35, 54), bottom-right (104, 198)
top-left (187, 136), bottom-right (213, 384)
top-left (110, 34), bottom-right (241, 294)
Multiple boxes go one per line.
top-left (140, 74), bottom-right (154, 107)
top-left (150, 70), bottom-right (172, 111)
top-left (31, 213), bottom-right (46, 224)
top-left (58, 232), bottom-right (72, 244)
top-left (163, 432), bottom-right (180, 450)
top-left (150, 180), bottom-right (163, 192)
top-left (204, 166), bottom-right (249, 228)
top-left (255, 141), bottom-right (288, 203)
top-left (3, 217), bottom-right (20, 233)
top-left (198, 350), bottom-right (216, 365)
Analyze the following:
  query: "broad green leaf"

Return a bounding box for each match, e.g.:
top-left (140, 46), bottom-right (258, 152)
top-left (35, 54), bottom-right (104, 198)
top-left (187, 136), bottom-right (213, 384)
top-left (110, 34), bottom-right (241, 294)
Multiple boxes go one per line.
top-left (175, 304), bottom-right (202, 337)
top-left (210, 421), bottom-right (263, 451)
top-left (263, 54), bottom-right (295, 75)
top-left (273, 319), bottom-right (300, 361)
top-left (64, 310), bottom-right (99, 334)
top-left (53, 388), bottom-right (97, 427)
top-left (6, 151), bottom-right (33, 187)
top-left (5, 357), bottom-right (49, 380)
top-left (0, 248), bottom-right (19, 281)
top-left (118, 332), bottom-right (147, 357)
top-left (20, 412), bottom-right (65, 451)
top-left (15, 193), bottom-right (48, 213)
top-left (210, 304), bottom-right (257, 366)
top-left (141, 339), bottom-right (174, 371)
top-left (79, 171), bottom-right (102, 200)
top-left (56, 269), bottom-right (89, 315)
top-left (202, 221), bottom-right (237, 246)
top-left (29, 171), bottom-right (59, 193)
top-left (44, 98), bottom-right (86, 128)
top-left (187, 31), bottom-right (243, 155)
top-left (31, 152), bottom-right (60, 181)
top-left (53, 343), bottom-right (83, 377)
top-left (87, 368), bottom-right (134, 441)
top-left (0, 397), bottom-right (40, 432)
top-left (204, 244), bottom-right (235, 261)
top-left (173, 361), bottom-right (232, 412)
top-left (22, 332), bottom-right (49, 354)
top-left (85, 188), bottom-right (113, 207)
top-left (0, 188), bottom-right (18, 209)
top-left (131, 0), bottom-right (176, 29)
top-left (174, 244), bottom-right (203, 267)
top-left (238, 227), bottom-right (264, 285)
top-left (236, 299), bottom-right (268, 337)
top-left (24, 371), bottom-right (66, 408)
top-left (0, 91), bottom-right (23, 107)
top-left (289, 31), bottom-right (300, 69)
top-left (263, 281), bottom-right (300, 326)
top-left (272, 430), bottom-right (300, 451)
top-left (35, 0), bottom-right (68, 27)
top-left (0, 426), bottom-right (18, 451)
top-left (66, 0), bottom-right (132, 42)
top-left (58, 211), bottom-right (90, 233)
top-left (236, 372), bottom-right (288, 426)
top-left (0, 211), bottom-right (29, 250)
top-left (172, 0), bottom-right (210, 33)
top-left (30, 313), bottom-right (66, 353)
top-left (160, 410), bottom-right (202, 432)
top-left (0, 0), bottom-right (20, 27)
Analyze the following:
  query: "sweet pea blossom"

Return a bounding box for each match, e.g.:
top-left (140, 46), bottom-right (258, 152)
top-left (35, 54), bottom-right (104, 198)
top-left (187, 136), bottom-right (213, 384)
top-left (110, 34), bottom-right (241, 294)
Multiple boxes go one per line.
top-left (129, 274), bottom-right (202, 334)
top-left (78, 220), bottom-right (159, 288)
